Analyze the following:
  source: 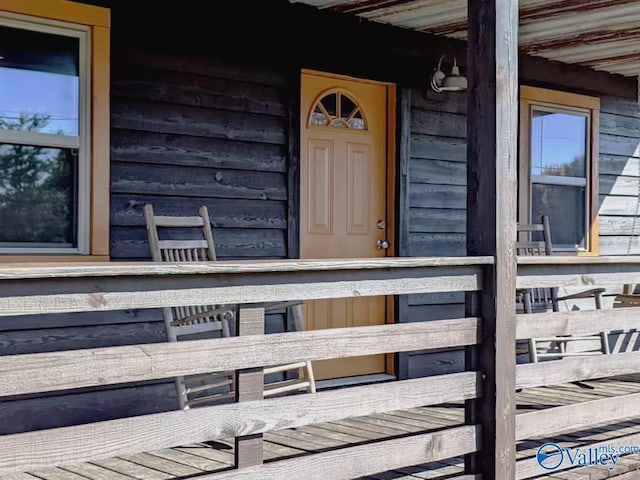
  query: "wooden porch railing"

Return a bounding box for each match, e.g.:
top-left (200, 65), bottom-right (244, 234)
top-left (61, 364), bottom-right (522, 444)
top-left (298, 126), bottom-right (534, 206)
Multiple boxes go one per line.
top-left (2, 256), bottom-right (640, 479)
top-left (0, 257), bottom-right (488, 479)
top-left (516, 256), bottom-right (640, 479)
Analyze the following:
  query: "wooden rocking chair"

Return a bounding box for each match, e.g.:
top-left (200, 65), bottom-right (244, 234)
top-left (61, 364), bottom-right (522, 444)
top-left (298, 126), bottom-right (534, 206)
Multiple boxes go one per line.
top-left (144, 204), bottom-right (316, 410)
top-left (517, 215), bottom-right (609, 363)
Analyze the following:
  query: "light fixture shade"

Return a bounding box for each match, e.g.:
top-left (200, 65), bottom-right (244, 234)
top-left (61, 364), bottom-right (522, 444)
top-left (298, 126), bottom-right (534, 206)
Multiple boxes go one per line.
top-left (442, 74), bottom-right (467, 90)
top-left (430, 55), bottom-right (468, 93)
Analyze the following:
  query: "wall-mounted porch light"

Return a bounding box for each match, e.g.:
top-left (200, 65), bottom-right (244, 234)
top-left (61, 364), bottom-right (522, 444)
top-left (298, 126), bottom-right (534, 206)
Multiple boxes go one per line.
top-left (430, 54), bottom-right (467, 93)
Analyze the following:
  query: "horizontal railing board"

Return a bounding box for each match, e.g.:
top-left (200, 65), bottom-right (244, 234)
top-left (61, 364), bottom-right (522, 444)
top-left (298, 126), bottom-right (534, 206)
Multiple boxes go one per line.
top-left (517, 257), bottom-right (640, 288)
top-left (0, 265), bottom-right (483, 317)
top-left (0, 372), bottom-right (480, 475)
top-left (516, 307), bottom-right (640, 339)
top-left (0, 319), bottom-right (479, 397)
top-left (516, 351), bottom-right (640, 390)
top-left (0, 257), bottom-right (493, 280)
top-left (194, 426), bottom-right (479, 480)
top-left (516, 431), bottom-right (640, 479)
top-left (516, 392), bottom-right (640, 441)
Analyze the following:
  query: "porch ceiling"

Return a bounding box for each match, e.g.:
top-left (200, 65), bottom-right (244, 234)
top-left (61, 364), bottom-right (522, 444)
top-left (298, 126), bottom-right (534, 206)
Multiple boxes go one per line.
top-left (290, 0), bottom-right (640, 78)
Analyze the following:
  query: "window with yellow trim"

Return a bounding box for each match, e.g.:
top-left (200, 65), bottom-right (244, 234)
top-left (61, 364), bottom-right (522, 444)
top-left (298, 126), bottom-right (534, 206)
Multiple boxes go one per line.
top-left (519, 86), bottom-right (600, 255)
top-left (0, 1), bottom-right (109, 259)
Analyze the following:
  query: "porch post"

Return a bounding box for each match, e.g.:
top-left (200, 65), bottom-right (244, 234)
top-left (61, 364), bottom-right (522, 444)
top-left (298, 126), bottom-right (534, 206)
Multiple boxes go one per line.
top-left (465, 0), bottom-right (518, 479)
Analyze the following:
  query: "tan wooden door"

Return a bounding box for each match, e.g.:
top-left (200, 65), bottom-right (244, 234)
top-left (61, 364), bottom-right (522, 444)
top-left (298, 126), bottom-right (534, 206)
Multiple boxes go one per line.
top-left (300, 71), bottom-right (390, 380)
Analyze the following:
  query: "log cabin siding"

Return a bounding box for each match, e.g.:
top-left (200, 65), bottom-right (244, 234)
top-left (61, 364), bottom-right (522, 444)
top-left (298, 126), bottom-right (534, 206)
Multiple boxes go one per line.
top-left (2, 0), bottom-right (639, 433)
top-left (0, 45), bottom-right (292, 435)
top-left (599, 97), bottom-right (640, 255)
top-left (403, 90), bottom-right (640, 377)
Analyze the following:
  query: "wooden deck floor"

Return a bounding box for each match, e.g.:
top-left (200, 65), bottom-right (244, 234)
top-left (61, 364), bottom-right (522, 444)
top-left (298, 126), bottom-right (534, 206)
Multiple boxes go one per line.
top-left (6, 376), bottom-right (640, 480)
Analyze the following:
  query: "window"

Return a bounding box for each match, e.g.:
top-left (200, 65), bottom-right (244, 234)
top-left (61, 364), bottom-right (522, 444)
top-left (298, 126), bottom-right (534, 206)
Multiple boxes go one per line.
top-left (310, 90), bottom-right (367, 130)
top-left (519, 86), bottom-right (600, 255)
top-left (0, 2), bottom-right (110, 259)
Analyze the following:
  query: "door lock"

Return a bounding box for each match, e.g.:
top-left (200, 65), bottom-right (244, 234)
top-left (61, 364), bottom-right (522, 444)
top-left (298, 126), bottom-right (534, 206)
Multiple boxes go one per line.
top-left (377, 240), bottom-right (389, 250)
top-left (376, 220), bottom-right (386, 230)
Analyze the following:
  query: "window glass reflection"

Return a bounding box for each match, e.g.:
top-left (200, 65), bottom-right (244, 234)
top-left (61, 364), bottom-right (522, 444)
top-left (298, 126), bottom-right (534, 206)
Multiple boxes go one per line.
top-left (0, 26), bottom-right (79, 136)
top-left (531, 183), bottom-right (586, 249)
top-left (531, 109), bottom-right (586, 178)
top-left (0, 143), bottom-right (77, 246)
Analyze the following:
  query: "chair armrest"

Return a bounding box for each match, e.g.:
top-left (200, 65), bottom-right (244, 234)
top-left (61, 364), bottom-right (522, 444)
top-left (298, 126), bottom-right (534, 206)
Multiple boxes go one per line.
top-left (556, 288), bottom-right (606, 301)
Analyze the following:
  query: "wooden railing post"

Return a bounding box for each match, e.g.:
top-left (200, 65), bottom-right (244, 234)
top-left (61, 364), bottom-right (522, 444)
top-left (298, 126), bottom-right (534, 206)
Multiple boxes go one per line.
top-left (466, 0), bottom-right (519, 478)
top-left (234, 305), bottom-right (265, 468)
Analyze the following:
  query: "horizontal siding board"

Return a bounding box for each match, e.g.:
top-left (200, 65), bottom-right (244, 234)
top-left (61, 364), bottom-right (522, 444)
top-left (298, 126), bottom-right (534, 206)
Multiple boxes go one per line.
top-left (601, 96), bottom-right (640, 119)
top-left (598, 195), bottom-right (640, 216)
top-left (408, 233), bottom-right (466, 256)
top-left (408, 349), bottom-right (465, 378)
top-left (111, 163), bottom-right (287, 201)
top-left (600, 174), bottom-right (640, 197)
top-left (600, 133), bottom-right (639, 157)
top-left (116, 50), bottom-right (287, 87)
top-left (409, 184), bottom-right (466, 209)
top-left (600, 216), bottom-right (640, 236)
top-left (0, 383), bottom-right (177, 436)
top-left (408, 292), bottom-right (466, 306)
top-left (411, 109), bottom-right (466, 138)
top-left (111, 130), bottom-right (286, 173)
top-left (600, 236), bottom-right (640, 255)
top-left (409, 304), bottom-right (466, 322)
top-left (110, 226), bottom-right (286, 259)
top-left (410, 159), bottom-right (466, 186)
top-left (111, 100), bottom-right (287, 145)
top-left (111, 194), bottom-right (287, 229)
top-left (112, 67), bottom-right (286, 117)
top-left (0, 322), bottom-right (167, 356)
top-left (0, 309), bottom-right (163, 332)
top-left (600, 154), bottom-right (640, 177)
top-left (409, 208), bottom-right (466, 233)
top-left (411, 90), bottom-right (467, 115)
top-left (600, 112), bottom-right (640, 139)
top-left (411, 134), bottom-right (466, 162)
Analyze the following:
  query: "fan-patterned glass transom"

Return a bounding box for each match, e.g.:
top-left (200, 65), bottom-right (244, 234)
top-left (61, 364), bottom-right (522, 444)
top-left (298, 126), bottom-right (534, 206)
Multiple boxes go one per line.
top-left (310, 91), bottom-right (367, 130)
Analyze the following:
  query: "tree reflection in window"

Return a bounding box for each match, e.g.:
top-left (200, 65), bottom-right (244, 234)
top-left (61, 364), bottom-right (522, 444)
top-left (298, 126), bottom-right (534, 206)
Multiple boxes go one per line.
top-left (310, 91), bottom-right (367, 130)
top-left (0, 113), bottom-right (77, 247)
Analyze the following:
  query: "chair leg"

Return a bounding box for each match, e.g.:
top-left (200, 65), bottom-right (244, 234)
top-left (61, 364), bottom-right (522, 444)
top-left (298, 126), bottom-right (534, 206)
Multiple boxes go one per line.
top-left (304, 361), bottom-right (316, 393)
top-left (601, 331), bottom-right (611, 355)
top-left (523, 291), bottom-right (533, 314)
top-left (175, 376), bottom-right (189, 410)
top-left (529, 338), bottom-right (539, 363)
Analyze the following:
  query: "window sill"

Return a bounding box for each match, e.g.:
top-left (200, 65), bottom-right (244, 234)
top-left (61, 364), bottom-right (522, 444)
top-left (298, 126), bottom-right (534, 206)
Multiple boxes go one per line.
top-left (0, 255), bottom-right (110, 264)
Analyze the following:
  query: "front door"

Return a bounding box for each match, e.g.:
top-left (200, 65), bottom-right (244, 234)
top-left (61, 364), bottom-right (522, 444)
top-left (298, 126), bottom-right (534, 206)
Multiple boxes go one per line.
top-left (300, 71), bottom-right (391, 380)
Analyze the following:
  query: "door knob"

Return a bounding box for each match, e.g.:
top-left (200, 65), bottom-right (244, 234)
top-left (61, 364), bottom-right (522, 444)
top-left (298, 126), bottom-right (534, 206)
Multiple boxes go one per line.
top-left (377, 240), bottom-right (389, 249)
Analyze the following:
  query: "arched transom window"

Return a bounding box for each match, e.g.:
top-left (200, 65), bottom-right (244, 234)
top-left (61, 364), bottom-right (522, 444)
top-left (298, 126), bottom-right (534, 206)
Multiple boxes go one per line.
top-left (309, 90), bottom-right (367, 130)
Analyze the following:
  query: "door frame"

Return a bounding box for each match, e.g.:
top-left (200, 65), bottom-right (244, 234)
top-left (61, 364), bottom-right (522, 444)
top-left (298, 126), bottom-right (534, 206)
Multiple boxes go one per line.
top-left (291, 68), bottom-right (397, 377)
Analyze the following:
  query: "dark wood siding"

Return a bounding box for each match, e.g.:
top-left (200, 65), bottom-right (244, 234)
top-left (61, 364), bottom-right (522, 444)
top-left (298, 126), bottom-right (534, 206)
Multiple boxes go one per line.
top-left (110, 51), bottom-right (289, 261)
top-left (402, 91), bottom-right (640, 377)
top-left (0, 43), bottom-right (292, 437)
top-left (403, 90), bottom-right (468, 377)
top-left (4, 0), bottom-right (639, 433)
top-left (599, 97), bottom-right (640, 255)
